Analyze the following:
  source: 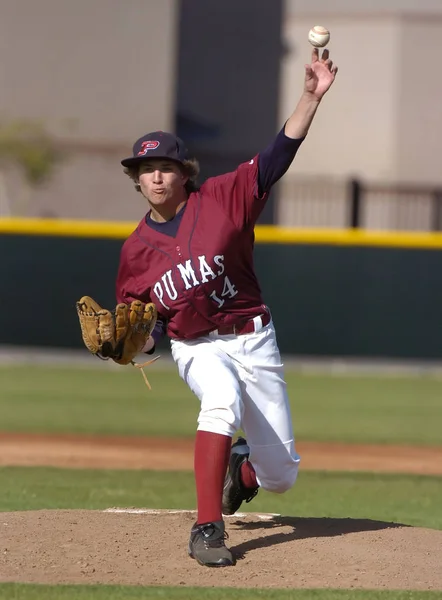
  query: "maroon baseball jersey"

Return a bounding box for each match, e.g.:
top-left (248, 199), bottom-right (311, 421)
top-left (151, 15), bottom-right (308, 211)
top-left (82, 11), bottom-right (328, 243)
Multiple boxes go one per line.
top-left (116, 157), bottom-right (269, 340)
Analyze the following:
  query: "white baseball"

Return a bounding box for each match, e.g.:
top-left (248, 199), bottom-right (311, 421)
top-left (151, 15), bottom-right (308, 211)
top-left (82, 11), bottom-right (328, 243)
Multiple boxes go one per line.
top-left (308, 25), bottom-right (330, 48)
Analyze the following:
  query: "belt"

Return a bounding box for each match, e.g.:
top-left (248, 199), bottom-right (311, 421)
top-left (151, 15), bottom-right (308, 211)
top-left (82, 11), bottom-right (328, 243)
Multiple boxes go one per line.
top-left (213, 311), bottom-right (271, 336)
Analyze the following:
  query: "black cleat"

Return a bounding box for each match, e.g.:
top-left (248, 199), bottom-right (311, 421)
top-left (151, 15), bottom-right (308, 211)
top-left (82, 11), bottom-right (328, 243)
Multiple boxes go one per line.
top-left (188, 520), bottom-right (235, 567)
top-left (222, 437), bottom-right (259, 516)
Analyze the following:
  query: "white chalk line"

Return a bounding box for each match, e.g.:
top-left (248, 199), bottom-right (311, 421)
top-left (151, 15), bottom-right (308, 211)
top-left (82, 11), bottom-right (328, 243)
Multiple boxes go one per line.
top-left (104, 508), bottom-right (280, 521)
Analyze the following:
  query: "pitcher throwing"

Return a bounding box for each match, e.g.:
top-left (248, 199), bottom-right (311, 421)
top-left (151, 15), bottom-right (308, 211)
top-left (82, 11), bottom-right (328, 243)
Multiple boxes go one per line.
top-left (116, 48), bottom-right (338, 567)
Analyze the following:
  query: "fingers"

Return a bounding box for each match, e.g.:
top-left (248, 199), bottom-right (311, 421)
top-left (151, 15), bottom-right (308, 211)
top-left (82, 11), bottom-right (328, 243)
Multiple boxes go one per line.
top-left (142, 303), bottom-right (157, 335)
top-left (115, 303), bottom-right (129, 343)
top-left (312, 48), bottom-right (337, 72)
top-left (305, 64), bottom-right (314, 78)
top-left (128, 300), bottom-right (157, 335)
top-left (318, 48), bottom-right (338, 75)
top-left (129, 300), bottom-right (144, 326)
top-left (77, 296), bottom-right (104, 314)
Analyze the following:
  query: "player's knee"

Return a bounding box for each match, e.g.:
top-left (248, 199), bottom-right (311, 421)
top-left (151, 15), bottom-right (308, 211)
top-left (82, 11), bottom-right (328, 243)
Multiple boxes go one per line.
top-left (253, 445), bottom-right (300, 493)
top-left (196, 388), bottom-right (242, 437)
top-left (259, 462), bottom-right (299, 494)
top-left (197, 406), bottom-right (241, 437)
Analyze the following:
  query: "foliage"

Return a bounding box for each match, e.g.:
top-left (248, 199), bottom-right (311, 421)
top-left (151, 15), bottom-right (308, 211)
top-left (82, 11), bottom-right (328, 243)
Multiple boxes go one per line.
top-left (0, 118), bottom-right (60, 185)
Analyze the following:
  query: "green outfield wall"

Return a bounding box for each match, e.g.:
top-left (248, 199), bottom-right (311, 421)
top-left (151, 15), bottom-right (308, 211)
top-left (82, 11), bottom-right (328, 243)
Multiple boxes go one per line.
top-left (1, 218), bottom-right (442, 359)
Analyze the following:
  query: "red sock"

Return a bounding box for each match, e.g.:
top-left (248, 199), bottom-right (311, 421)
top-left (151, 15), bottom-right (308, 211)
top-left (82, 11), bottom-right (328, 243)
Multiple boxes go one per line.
top-left (240, 460), bottom-right (258, 489)
top-left (194, 430), bottom-right (232, 525)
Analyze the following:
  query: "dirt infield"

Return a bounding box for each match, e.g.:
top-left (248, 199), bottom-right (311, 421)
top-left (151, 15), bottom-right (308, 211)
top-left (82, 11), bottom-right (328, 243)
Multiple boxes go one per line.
top-left (1, 433), bottom-right (441, 591)
top-left (1, 432), bottom-right (442, 475)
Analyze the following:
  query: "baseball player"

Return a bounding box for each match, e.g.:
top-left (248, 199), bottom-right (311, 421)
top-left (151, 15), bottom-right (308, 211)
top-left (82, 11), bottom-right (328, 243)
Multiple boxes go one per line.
top-left (117, 49), bottom-right (337, 567)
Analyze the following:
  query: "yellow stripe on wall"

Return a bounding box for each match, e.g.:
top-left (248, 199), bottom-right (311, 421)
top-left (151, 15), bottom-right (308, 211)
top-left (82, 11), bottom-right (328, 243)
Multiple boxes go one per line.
top-left (255, 226), bottom-right (442, 249)
top-left (2, 217), bottom-right (442, 249)
top-left (0, 218), bottom-right (135, 240)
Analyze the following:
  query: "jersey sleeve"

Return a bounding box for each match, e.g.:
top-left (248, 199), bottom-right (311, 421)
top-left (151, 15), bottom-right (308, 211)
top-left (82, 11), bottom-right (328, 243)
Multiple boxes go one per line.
top-left (257, 125), bottom-right (304, 195)
top-left (150, 317), bottom-right (168, 344)
top-left (202, 155), bottom-right (268, 230)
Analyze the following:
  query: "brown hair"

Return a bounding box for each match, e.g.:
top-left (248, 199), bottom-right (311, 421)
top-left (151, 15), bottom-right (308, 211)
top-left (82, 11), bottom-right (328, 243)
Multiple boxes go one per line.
top-left (123, 158), bottom-right (200, 195)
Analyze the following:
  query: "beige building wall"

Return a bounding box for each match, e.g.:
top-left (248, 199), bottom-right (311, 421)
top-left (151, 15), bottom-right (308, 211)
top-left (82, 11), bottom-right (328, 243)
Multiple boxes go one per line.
top-left (0, 0), bottom-right (178, 219)
top-left (286, 0), bottom-right (442, 16)
top-left (397, 16), bottom-right (442, 186)
top-left (277, 2), bottom-right (442, 228)
top-left (279, 14), bottom-right (401, 181)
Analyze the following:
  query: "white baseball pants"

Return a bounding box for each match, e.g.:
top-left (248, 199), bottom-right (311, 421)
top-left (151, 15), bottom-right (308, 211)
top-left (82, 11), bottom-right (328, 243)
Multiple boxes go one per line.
top-left (170, 319), bottom-right (300, 493)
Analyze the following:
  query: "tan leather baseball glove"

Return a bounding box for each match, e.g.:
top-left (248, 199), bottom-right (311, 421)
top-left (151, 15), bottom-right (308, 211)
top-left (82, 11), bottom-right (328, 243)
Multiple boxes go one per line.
top-left (76, 296), bottom-right (159, 387)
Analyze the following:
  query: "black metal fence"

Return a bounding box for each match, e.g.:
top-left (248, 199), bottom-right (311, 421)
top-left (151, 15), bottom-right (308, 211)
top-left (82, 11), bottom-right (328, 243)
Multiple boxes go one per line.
top-left (349, 180), bottom-right (442, 231)
top-left (276, 178), bottom-right (442, 231)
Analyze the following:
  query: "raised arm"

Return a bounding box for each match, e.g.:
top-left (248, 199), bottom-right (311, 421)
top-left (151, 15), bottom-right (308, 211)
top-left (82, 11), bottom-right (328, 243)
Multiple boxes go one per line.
top-left (284, 48), bottom-right (338, 140)
top-left (257, 48), bottom-right (338, 194)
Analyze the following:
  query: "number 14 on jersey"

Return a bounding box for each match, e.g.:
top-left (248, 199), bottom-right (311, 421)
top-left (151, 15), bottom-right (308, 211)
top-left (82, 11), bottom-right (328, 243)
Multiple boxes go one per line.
top-left (209, 276), bottom-right (238, 307)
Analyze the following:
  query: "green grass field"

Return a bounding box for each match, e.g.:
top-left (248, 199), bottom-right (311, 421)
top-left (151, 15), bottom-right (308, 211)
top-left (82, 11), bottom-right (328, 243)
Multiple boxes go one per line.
top-left (0, 364), bottom-right (441, 599)
top-left (0, 467), bottom-right (441, 529)
top-left (1, 365), bottom-right (442, 444)
top-left (2, 585), bottom-right (441, 600)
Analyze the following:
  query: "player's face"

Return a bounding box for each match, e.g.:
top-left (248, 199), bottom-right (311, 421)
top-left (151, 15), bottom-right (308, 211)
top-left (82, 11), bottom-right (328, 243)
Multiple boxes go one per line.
top-left (138, 160), bottom-right (188, 206)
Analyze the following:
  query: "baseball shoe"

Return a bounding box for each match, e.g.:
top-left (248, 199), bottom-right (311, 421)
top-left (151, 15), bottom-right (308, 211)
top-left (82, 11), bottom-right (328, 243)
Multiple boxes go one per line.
top-left (188, 520), bottom-right (235, 567)
top-left (222, 437), bottom-right (259, 516)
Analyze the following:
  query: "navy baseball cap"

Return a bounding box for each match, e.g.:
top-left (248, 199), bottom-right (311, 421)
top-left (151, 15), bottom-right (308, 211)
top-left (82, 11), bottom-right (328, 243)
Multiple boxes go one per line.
top-left (121, 131), bottom-right (189, 167)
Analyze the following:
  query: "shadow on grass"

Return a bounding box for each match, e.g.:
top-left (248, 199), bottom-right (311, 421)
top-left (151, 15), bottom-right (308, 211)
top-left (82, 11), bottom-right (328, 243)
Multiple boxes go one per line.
top-left (229, 516), bottom-right (408, 561)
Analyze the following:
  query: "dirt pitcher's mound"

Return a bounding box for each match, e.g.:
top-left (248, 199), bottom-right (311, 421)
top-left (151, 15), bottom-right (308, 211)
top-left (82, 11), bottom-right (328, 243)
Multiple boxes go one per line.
top-left (1, 509), bottom-right (441, 590)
